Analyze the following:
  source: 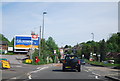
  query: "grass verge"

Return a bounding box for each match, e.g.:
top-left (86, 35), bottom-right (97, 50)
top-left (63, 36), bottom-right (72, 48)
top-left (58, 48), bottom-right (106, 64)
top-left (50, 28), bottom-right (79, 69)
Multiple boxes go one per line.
top-left (85, 59), bottom-right (120, 67)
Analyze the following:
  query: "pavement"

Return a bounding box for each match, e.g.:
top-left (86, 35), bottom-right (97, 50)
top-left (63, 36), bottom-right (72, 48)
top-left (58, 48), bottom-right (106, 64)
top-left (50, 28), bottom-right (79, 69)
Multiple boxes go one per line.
top-left (87, 63), bottom-right (120, 81)
top-left (1, 55), bottom-right (26, 64)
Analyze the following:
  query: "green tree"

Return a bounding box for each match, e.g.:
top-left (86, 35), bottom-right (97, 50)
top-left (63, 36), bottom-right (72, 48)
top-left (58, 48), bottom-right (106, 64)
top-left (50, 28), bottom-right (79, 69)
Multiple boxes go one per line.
top-left (40, 39), bottom-right (49, 63)
top-left (9, 38), bottom-right (14, 47)
top-left (81, 43), bottom-right (91, 60)
top-left (106, 33), bottom-right (119, 52)
top-left (46, 37), bottom-right (58, 53)
top-left (64, 45), bottom-right (72, 54)
top-left (99, 39), bottom-right (107, 62)
top-left (46, 37), bottom-right (59, 63)
top-left (0, 34), bottom-right (10, 46)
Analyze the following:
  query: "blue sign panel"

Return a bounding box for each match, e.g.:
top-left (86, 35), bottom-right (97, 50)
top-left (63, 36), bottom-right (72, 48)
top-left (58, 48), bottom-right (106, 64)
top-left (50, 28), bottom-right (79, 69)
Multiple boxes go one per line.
top-left (15, 36), bottom-right (39, 48)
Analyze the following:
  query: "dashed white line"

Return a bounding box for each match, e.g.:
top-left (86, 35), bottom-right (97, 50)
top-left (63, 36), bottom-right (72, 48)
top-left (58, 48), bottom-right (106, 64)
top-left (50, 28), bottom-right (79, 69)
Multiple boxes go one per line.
top-left (10, 77), bottom-right (17, 79)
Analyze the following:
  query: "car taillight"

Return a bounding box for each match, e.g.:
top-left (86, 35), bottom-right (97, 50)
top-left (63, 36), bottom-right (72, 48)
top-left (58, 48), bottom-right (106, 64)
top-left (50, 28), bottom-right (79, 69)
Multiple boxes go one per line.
top-left (78, 60), bottom-right (80, 64)
top-left (63, 60), bottom-right (66, 63)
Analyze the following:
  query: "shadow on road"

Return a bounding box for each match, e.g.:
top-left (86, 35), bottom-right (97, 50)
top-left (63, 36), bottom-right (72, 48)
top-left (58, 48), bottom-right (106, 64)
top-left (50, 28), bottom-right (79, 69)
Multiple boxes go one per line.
top-left (52, 69), bottom-right (77, 72)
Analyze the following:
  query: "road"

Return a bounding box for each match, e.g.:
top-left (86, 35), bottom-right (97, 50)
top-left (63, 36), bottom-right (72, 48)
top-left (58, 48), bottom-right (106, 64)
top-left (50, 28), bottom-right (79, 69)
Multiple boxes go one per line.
top-left (29, 64), bottom-right (100, 79)
top-left (2, 63), bottom-right (117, 81)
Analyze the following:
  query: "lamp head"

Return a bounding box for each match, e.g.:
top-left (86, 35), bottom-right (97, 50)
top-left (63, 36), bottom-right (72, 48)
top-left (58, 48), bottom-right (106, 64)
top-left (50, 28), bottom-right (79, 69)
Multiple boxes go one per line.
top-left (43, 12), bottom-right (47, 14)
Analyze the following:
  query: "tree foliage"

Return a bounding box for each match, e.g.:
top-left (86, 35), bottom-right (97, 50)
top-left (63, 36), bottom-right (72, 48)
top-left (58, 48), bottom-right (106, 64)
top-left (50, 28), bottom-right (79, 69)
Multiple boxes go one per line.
top-left (0, 34), bottom-right (11, 46)
top-left (33, 37), bottom-right (59, 63)
top-left (68, 33), bottom-right (119, 62)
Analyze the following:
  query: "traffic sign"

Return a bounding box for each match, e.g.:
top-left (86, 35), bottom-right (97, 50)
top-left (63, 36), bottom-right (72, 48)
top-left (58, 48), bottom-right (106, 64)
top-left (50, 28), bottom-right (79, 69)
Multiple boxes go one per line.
top-left (32, 35), bottom-right (38, 40)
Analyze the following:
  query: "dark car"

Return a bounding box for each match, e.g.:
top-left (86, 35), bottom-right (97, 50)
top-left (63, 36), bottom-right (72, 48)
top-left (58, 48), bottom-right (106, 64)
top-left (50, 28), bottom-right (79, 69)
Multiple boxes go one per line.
top-left (80, 59), bottom-right (86, 65)
top-left (62, 55), bottom-right (81, 72)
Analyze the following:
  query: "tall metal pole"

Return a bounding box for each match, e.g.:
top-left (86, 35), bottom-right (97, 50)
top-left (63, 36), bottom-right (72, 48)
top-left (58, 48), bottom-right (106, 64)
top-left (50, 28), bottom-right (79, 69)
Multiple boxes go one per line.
top-left (42, 13), bottom-right (44, 39)
top-left (91, 33), bottom-right (94, 41)
top-left (39, 26), bottom-right (41, 56)
top-left (42, 12), bottom-right (47, 39)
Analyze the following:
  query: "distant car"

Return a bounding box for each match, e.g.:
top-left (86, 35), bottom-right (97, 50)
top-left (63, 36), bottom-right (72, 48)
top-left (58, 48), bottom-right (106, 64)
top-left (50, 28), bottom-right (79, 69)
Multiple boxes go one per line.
top-left (62, 55), bottom-right (81, 72)
top-left (0, 58), bottom-right (11, 69)
top-left (80, 59), bottom-right (86, 65)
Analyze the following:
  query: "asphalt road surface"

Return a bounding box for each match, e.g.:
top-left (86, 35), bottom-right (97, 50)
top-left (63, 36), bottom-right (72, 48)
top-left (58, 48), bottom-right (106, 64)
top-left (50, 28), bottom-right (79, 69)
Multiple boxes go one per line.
top-left (2, 63), bottom-right (116, 81)
top-left (30, 64), bottom-right (99, 79)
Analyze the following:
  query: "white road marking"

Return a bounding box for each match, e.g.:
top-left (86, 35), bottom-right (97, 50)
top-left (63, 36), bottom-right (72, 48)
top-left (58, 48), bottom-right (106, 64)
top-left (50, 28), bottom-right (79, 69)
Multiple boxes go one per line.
top-left (27, 73), bottom-right (32, 79)
top-left (10, 77), bottom-right (17, 79)
top-left (88, 69), bottom-right (92, 71)
top-left (27, 66), bottom-right (49, 79)
top-left (92, 72), bottom-right (101, 79)
top-left (28, 74), bottom-right (32, 79)
top-left (30, 67), bottom-right (48, 74)
top-left (37, 67), bottom-right (41, 69)
top-left (95, 76), bottom-right (99, 79)
top-left (84, 70), bottom-right (89, 72)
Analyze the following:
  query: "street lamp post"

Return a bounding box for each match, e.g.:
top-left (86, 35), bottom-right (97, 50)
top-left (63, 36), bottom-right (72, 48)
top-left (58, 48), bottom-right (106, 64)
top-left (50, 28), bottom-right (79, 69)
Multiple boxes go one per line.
top-left (91, 33), bottom-right (94, 41)
top-left (42, 12), bottom-right (47, 39)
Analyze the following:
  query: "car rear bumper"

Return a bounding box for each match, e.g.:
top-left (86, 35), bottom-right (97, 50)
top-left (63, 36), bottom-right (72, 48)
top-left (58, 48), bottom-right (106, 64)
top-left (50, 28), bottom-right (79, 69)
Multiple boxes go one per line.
top-left (63, 64), bottom-right (80, 69)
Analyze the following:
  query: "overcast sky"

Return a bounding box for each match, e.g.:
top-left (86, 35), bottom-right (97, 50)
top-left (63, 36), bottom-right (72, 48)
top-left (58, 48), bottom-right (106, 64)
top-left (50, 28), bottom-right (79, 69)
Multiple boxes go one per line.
top-left (1, 2), bottom-right (118, 47)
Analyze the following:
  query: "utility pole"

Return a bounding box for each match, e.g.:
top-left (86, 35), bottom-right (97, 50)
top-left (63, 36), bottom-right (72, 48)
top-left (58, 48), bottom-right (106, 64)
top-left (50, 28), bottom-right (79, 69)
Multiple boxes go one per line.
top-left (39, 26), bottom-right (41, 57)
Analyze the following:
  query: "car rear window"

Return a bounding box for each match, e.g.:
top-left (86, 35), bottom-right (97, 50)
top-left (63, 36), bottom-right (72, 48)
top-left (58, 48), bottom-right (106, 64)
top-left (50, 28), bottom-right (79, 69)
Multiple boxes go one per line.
top-left (65, 56), bottom-right (78, 60)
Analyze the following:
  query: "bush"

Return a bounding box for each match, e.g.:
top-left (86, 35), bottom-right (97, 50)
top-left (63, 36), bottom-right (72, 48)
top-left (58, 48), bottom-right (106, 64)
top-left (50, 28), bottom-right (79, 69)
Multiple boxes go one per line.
top-left (5, 52), bottom-right (14, 55)
top-left (31, 49), bottom-right (46, 65)
top-left (32, 56), bottom-right (45, 65)
top-left (85, 59), bottom-right (120, 67)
